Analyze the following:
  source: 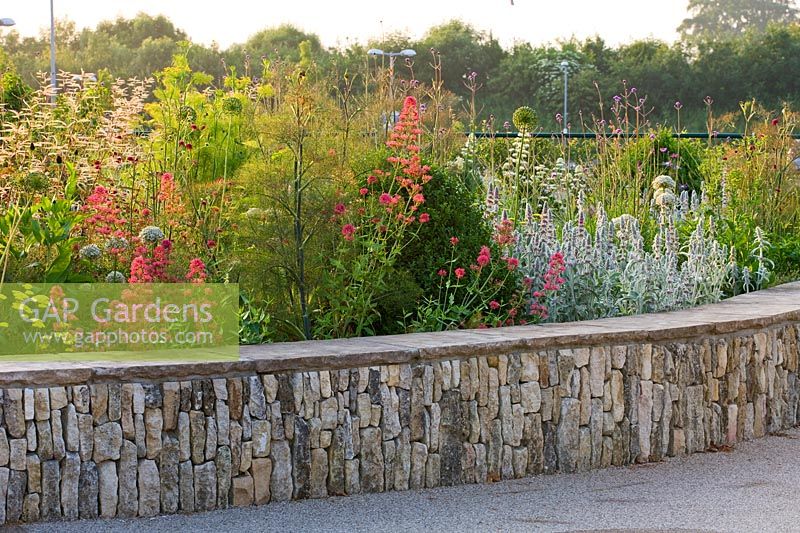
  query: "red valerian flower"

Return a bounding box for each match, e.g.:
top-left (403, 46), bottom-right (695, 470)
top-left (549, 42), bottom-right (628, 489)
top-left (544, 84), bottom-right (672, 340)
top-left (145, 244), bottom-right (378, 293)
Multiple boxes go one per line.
top-left (450, 236), bottom-right (459, 246)
top-left (454, 268), bottom-right (466, 279)
top-left (341, 224), bottom-right (356, 240)
top-left (419, 213), bottom-right (430, 223)
top-left (186, 258), bottom-right (208, 283)
top-left (334, 203), bottom-right (346, 215)
top-left (476, 246), bottom-right (491, 267)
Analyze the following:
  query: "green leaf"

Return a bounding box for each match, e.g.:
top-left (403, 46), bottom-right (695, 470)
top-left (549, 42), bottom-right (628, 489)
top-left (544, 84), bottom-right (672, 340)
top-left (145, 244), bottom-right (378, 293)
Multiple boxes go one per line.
top-left (44, 247), bottom-right (73, 283)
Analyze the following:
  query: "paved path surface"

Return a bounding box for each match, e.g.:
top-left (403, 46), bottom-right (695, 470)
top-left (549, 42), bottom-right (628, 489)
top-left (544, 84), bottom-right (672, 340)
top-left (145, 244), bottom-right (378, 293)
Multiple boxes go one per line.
top-left (18, 428), bottom-right (800, 533)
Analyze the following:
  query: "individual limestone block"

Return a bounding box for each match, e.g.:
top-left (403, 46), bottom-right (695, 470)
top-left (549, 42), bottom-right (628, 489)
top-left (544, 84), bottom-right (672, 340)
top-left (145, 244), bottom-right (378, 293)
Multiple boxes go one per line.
top-left (232, 474), bottom-right (254, 507)
top-left (556, 399), bottom-right (581, 473)
top-left (189, 411), bottom-right (206, 464)
top-left (90, 384), bottom-right (109, 422)
top-left (590, 349), bottom-right (606, 397)
top-left (34, 388), bottom-right (50, 421)
top-left (160, 433), bottom-right (180, 514)
top-left (310, 448), bottom-right (328, 498)
top-left (269, 440), bottom-right (291, 502)
top-left (137, 459), bottom-right (160, 517)
top-left (98, 460), bottom-right (118, 518)
top-left (63, 405), bottom-right (79, 453)
top-left (60, 452), bottom-right (80, 520)
top-left (252, 419), bottom-right (271, 458)
top-left (162, 382), bottom-right (180, 431)
top-left (7, 469), bottom-right (25, 523)
top-left (9, 440), bottom-right (26, 470)
top-left (252, 457), bottom-right (272, 505)
top-left (22, 493), bottom-right (40, 522)
top-left (144, 408), bottom-right (163, 459)
top-left (117, 440), bottom-right (138, 517)
top-left (26, 454), bottom-right (40, 492)
top-left (0, 429), bottom-right (8, 466)
top-left (40, 460), bottom-right (60, 520)
top-left (78, 414), bottom-right (94, 461)
top-left (216, 446), bottom-right (232, 509)
top-left (194, 461), bottom-right (217, 512)
top-left (179, 461), bottom-right (195, 512)
top-left (360, 427), bottom-right (384, 493)
top-left (93, 422), bottom-right (122, 463)
top-left (5, 390), bottom-right (25, 438)
top-left (49, 387), bottom-right (68, 410)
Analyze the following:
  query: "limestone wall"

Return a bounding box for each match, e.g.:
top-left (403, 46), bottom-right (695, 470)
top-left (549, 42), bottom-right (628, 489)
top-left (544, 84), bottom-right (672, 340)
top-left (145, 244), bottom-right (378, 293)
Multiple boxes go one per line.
top-left (0, 283), bottom-right (798, 523)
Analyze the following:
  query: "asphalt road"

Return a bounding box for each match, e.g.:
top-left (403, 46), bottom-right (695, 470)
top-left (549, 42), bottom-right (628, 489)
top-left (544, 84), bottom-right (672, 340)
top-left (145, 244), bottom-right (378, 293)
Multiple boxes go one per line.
top-left (17, 428), bottom-right (800, 533)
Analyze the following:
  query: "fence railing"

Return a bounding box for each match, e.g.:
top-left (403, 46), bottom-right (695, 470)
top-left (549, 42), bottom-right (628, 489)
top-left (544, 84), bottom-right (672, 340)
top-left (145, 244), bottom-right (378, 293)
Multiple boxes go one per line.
top-left (469, 131), bottom-right (800, 140)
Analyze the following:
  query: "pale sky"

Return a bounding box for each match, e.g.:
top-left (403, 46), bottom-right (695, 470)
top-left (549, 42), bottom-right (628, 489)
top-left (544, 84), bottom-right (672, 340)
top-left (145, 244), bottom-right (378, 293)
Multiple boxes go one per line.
top-left (2, 1), bottom-right (687, 49)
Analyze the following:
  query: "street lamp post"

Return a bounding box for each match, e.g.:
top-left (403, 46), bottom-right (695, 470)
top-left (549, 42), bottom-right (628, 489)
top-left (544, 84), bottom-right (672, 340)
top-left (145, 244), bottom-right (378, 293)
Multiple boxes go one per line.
top-left (367, 48), bottom-right (416, 132)
top-left (50, 0), bottom-right (56, 102)
top-left (367, 48), bottom-right (417, 70)
top-left (559, 60), bottom-right (569, 134)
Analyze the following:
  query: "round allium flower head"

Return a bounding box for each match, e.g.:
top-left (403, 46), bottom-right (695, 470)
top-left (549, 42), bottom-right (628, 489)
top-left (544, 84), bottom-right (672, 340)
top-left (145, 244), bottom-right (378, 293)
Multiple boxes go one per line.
top-left (105, 271), bottom-right (127, 283)
top-left (654, 190), bottom-right (677, 207)
top-left (79, 244), bottom-right (102, 261)
top-left (25, 172), bottom-right (50, 193)
top-left (179, 105), bottom-right (197, 122)
top-left (612, 213), bottom-right (638, 228)
top-left (222, 97), bottom-right (243, 115)
top-left (512, 106), bottom-right (537, 131)
top-left (138, 226), bottom-right (165, 245)
top-left (651, 175), bottom-right (676, 191)
top-left (245, 207), bottom-right (267, 219)
top-left (104, 236), bottom-right (129, 252)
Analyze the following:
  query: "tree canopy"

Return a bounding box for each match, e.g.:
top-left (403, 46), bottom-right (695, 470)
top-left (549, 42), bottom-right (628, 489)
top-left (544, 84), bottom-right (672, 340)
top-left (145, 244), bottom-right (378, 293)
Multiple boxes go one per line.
top-left (2, 12), bottom-right (800, 130)
top-left (679, 0), bottom-right (799, 41)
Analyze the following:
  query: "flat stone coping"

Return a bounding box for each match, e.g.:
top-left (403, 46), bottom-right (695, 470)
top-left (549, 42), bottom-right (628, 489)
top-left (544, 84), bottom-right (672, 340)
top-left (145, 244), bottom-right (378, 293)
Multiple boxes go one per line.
top-left (0, 282), bottom-right (798, 387)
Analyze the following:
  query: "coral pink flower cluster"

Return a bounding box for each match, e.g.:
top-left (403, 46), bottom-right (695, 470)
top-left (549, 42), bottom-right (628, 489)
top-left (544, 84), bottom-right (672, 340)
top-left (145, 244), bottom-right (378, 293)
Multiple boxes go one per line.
top-left (529, 252), bottom-right (567, 320)
top-left (129, 240), bottom-right (173, 283)
top-left (494, 218), bottom-right (516, 246)
top-left (82, 186), bottom-right (126, 237)
top-left (158, 173), bottom-right (186, 228)
top-left (339, 96), bottom-right (431, 241)
top-left (81, 178), bottom-right (209, 285)
top-left (186, 257), bottom-right (208, 283)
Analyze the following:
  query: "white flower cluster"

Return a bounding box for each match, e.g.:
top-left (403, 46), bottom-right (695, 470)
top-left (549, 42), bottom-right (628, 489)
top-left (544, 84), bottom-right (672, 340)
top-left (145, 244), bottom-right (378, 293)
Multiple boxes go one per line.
top-left (138, 226), bottom-right (165, 245)
top-left (105, 236), bottom-right (129, 252)
top-left (79, 244), bottom-right (102, 261)
top-left (105, 271), bottom-right (127, 283)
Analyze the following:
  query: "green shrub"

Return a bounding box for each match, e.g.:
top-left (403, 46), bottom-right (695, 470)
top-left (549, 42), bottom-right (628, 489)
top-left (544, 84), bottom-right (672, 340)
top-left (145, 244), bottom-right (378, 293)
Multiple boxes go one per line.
top-left (394, 165), bottom-right (499, 301)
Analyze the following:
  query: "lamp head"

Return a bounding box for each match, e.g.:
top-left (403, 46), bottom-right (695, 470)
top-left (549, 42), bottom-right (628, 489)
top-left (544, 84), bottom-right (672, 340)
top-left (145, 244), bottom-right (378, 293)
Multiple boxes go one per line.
top-left (367, 48), bottom-right (385, 57)
top-left (0, 18), bottom-right (15, 27)
top-left (399, 49), bottom-right (417, 57)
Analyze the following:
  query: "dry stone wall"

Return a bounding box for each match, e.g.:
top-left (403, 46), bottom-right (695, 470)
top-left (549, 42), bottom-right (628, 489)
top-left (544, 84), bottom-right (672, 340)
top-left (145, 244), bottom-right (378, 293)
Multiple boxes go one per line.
top-left (0, 287), bottom-right (798, 523)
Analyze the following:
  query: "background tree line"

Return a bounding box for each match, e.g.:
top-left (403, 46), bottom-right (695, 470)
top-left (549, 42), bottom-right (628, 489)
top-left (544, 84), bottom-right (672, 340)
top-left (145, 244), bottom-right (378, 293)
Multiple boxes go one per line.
top-left (2, 0), bottom-right (800, 130)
